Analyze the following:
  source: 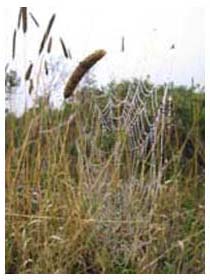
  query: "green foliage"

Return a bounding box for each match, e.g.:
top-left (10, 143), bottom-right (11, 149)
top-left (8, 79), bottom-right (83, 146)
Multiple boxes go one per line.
top-left (172, 87), bottom-right (205, 141)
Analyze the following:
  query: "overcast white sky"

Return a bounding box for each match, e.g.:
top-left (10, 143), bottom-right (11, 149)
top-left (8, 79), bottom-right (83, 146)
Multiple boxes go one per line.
top-left (5, 1), bottom-right (204, 87)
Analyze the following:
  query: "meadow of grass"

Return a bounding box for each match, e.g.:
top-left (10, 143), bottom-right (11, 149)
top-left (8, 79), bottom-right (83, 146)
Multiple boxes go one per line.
top-left (5, 81), bottom-right (204, 273)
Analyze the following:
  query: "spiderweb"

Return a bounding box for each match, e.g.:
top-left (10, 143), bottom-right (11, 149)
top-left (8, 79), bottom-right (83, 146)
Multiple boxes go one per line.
top-left (94, 78), bottom-right (172, 187)
top-left (97, 81), bottom-right (170, 149)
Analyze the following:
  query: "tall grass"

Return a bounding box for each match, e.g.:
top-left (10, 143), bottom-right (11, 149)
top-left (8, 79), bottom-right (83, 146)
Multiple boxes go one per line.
top-left (5, 85), bottom-right (204, 273)
top-left (5, 8), bottom-right (204, 274)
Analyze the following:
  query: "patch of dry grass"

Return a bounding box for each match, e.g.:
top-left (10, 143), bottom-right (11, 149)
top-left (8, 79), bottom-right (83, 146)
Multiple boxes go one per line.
top-left (5, 90), bottom-right (204, 273)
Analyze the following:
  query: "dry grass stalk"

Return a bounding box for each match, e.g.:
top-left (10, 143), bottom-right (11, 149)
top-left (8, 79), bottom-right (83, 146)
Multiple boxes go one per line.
top-left (47, 37), bottom-right (53, 53)
top-left (29, 12), bottom-right (39, 27)
top-left (25, 63), bottom-right (33, 81)
top-left (39, 14), bottom-right (56, 55)
top-left (64, 49), bottom-right (106, 98)
top-left (12, 29), bottom-right (16, 59)
top-left (60, 37), bottom-right (68, 58)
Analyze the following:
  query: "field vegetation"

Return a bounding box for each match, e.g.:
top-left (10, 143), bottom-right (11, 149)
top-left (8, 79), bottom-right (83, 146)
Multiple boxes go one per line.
top-left (5, 8), bottom-right (205, 274)
top-left (5, 81), bottom-right (205, 273)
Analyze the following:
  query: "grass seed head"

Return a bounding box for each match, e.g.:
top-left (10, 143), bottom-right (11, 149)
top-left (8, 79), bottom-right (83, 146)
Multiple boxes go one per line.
top-left (47, 37), bottom-right (53, 53)
top-left (21, 7), bottom-right (27, 33)
top-left (44, 61), bottom-right (49, 75)
top-left (17, 9), bottom-right (22, 29)
top-left (60, 37), bottom-right (68, 58)
top-left (29, 79), bottom-right (34, 95)
top-left (12, 29), bottom-right (16, 59)
top-left (39, 13), bottom-right (56, 55)
top-left (64, 49), bottom-right (106, 98)
top-left (25, 63), bottom-right (33, 81)
top-left (29, 12), bottom-right (40, 28)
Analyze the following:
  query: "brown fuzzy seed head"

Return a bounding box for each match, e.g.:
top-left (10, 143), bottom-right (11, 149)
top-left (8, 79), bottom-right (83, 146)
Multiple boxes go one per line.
top-left (64, 49), bottom-right (106, 98)
top-left (22, 7), bottom-right (27, 33)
